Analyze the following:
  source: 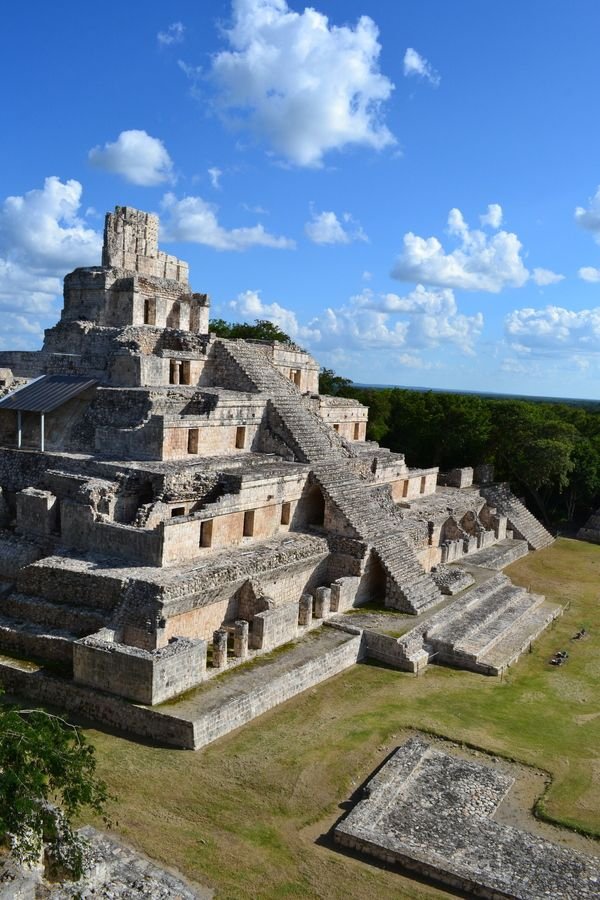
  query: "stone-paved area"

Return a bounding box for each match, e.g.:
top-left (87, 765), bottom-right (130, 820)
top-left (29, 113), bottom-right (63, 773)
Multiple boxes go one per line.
top-left (0, 827), bottom-right (212, 899)
top-left (334, 736), bottom-right (600, 900)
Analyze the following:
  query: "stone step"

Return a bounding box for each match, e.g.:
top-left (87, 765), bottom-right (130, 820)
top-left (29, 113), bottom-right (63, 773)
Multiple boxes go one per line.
top-left (454, 591), bottom-right (544, 658)
top-left (477, 602), bottom-right (563, 674)
top-left (425, 574), bottom-right (509, 640)
top-left (431, 583), bottom-right (527, 649)
top-left (16, 557), bottom-right (126, 610)
top-left (1, 592), bottom-right (106, 636)
top-left (0, 614), bottom-right (75, 662)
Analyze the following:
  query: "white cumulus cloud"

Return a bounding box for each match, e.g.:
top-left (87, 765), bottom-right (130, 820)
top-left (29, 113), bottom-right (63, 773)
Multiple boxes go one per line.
top-left (158, 22), bottom-right (185, 46)
top-left (355, 285), bottom-right (483, 354)
top-left (505, 304), bottom-right (600, 356)
top-left (531, 268), bottom-right (565, 286)
top-left (305, 209), bottom-right (367, 245)
top-left (227, 283), bottom-right (483, 359)
top-left (208, 0), bottom-right (395, 167)
top-left (579, 266), bottom-right (600, 282)
top-left (89, 130), bottom-right (174, 186)
top-left (479, 203), bottom-right (503, 229)
top-left (160, 193), bottom-right (295, 251)
top-left (0, 177), bottom-right (101, 348)
top-left (403, 48), bottom-right (440, 87)
top-left (392, 205), bottom-right (532, 293)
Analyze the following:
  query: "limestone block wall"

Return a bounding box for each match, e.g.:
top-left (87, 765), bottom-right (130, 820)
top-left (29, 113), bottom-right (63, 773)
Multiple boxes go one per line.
top-left (61, 500), bottom-right (162, 564)
top-left (159, 551), bottom-right (331, 643)
top-left (0, 351), bottom-right (46, 378)
top-left (250, 604), bottom-right (299, 650)
top-left (0, 535), bottom-right (43, 580)
top-left (391, 469), bottom-right (439, 502)
top-left (163, 596), bottom-right (238, 644)
top-left (363, 631), bottom-right (414, 671)
top-left (316, 397), bottom-right (368, 440)
top-left (161, 420), bottom-right (262, 460)
top-left (103, 208), bottom-right (189, 285)
top-left (269, 344), bottom-right (320, 393)
top-left (191, 630), bottom-right (364, 750)
top-left (62, 269), bottom-right (137, 325)
top-left (0, 660), bottom-right (196, 748)
top-left (16, 488), bottom-right (59, 537)
top-left (73, 631), bottom-right (207, 705)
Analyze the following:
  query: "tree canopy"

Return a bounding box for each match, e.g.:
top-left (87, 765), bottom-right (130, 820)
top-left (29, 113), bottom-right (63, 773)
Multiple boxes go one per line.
top-left (319, 370), bottom-right (600, 528)
top-left (0, 700), bottom-right (110, 878)
top-left (209, 318), bottom-right (293, 343)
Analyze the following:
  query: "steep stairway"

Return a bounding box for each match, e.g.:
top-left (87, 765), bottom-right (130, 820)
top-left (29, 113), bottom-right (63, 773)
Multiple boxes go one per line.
top-left (216, 340), bottom-right (440, 613)
top-left (214, 340), bottom-right (345, 463)
top-left (479, 484), bottom-right (554, 550)
top-left (313, 463), bottom-right (441, 614)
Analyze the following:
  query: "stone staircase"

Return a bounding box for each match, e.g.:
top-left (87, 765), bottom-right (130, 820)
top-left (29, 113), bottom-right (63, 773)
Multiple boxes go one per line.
top-left (479, 484), bottom-right (554, 550)
top-left (313, 463), bottom-right (441, 614)
top-left (394, 573), bottom-right (561, 675)
top-left (577, 508), bottom-right (600, 544)
top-left (0, 554), bottom-right (124, 664)
top-left (214, 340), bottom-right (345, 463)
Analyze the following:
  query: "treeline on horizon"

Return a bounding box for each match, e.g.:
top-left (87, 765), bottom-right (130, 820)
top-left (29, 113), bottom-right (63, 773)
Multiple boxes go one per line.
top-left (319, 368), bottom-right (600, 530)
top-left (209, 318), bottom-right (600, 530)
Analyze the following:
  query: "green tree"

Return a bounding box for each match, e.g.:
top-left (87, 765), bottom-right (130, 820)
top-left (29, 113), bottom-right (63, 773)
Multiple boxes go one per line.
top-left (490, 401), bottom-right (576, 526)
top-left (0, 700), bottom-right (110, 878)
top-left (318, 367), bottom-right (353, 395)
top-left (209, 318), bottom-right (292, 343)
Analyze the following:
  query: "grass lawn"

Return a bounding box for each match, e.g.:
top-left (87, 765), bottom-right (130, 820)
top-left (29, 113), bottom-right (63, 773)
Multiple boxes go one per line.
top-left (83, 538), bottom-right (600, 899)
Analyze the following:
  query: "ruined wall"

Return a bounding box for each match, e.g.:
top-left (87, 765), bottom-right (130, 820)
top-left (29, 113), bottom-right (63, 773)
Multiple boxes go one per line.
top-left (102, 207), bottom-right (189, 284)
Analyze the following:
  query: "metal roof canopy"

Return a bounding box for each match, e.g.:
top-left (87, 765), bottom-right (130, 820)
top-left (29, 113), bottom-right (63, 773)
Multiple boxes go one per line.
top-left (0, 375), bottom-right (97, 413)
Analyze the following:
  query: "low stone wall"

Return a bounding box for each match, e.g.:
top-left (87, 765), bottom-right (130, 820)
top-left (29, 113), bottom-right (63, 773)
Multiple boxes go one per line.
top-left (73, 632), bottom-right (207, 705)
top-left (0, 661), bottom-right (196, 749)
top-left (363, 631), bottom-right (413, 671)
top-left (191, 631), bottom-right (364, 750)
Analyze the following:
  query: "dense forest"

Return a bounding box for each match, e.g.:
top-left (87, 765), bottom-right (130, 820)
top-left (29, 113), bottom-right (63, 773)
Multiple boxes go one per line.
top-left (210, 318), bottom-right (600, 531)
top-left (319, 368), bottom-right (600, 531)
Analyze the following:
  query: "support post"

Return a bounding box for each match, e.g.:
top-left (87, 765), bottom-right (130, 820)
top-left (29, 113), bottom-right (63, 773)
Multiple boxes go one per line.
top-left (40, 412), bottom-right (45, 453)
top-left (17, 410), bottom-right (22, 449)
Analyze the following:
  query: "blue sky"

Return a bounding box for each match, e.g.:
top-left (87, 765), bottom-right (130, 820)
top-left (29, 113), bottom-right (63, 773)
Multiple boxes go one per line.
top-left (2, 0), bottom-right (600, 398)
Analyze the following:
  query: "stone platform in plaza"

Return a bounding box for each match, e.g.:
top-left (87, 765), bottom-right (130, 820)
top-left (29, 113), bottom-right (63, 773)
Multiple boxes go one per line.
top-left (334, 736), bottom-right (600, 900)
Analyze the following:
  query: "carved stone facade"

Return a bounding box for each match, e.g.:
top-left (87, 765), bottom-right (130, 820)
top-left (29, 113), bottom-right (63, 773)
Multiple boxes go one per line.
top-left (0, 206), bottom-right (555, 712)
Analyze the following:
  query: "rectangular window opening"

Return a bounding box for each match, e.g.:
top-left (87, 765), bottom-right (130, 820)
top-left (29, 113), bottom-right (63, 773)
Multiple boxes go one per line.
top-left (243, 509), bottom-right (255, 537)
top-left (200, 519), bottom-right (213, 548)
top-left (353, 422), bottom-right (360, 440)
top-left (333, 423), bottom-right (340, 432)
top-left (402, 480), bottom-right (409, 498)
top-left (235, 426), bottom-right (246, 449)
top-left (187, 428), bottom-right (199, 454)
top-left (171, 506), bottom-right (186, 518)
top-left (420, 476), bottom-right (427, 494)
top-left (280, 501), bottom-right (291, 526)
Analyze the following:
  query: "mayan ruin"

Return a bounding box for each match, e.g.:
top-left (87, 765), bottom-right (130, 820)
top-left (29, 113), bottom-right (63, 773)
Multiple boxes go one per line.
top-left (0, 205), bottom-right (564, 750)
